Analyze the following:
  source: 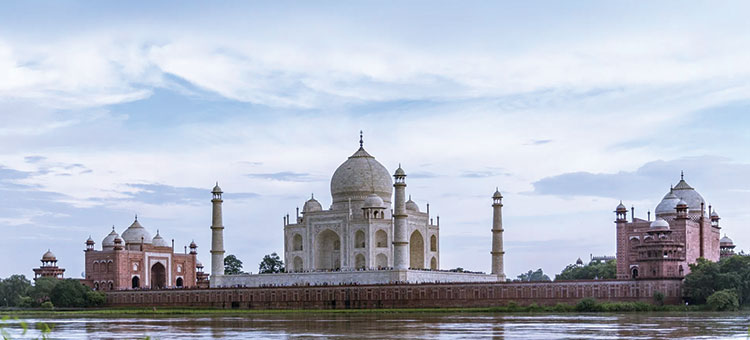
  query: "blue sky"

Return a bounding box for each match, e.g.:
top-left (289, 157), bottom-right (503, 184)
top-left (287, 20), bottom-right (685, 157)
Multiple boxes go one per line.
top-left (1, 1), bottom-right (749, 279)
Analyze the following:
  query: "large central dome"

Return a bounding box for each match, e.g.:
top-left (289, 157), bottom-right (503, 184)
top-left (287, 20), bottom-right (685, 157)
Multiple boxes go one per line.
top-left (330, 146), bottom-right (393, 210)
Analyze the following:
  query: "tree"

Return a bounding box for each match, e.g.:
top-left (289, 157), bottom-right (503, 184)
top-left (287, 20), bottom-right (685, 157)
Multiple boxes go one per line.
top-left (516, 268), bottom-right (550, 282)
top-left (555, 260), bottom-right (616, 281)
top-left (224, 254), bottom-right (244, 275)
top-left (706, 289), bottom-right (739, 311)
top-left (684, 255), bottom-right (750, 306)
top-left (0, 274), bottom-right (31, 307)
top-left (259, 252), bottom-right (285, 274)
top-left (28, 277), bottom-right (58, 305)
top-left (50, 279), bottom-right (89, 307)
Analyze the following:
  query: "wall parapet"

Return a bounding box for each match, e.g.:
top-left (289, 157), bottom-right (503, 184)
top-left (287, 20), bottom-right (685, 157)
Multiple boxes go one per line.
top-left (105, 278), bottom-right (683, 309)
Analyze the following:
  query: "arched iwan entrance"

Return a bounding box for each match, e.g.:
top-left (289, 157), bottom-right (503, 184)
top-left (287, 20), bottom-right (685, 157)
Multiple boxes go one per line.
top-left (410, 230), bottom-right (424, 269)
top-left (131, 276), bottom-right (140, 289)
top-left (293, 256), bottom-right (303, 272)
top-left (315, 230), bottom-right (341, 270)
top-left (355, 254), bottom-right (366, 269)
top-left (150, 263), bottom-right (166, 289)
top-left (376, 254), bottom-right (388, 269)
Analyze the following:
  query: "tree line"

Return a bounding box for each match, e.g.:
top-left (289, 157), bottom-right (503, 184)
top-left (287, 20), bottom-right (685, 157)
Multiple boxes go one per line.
top-left (0, 275), bottom-right (105, 308)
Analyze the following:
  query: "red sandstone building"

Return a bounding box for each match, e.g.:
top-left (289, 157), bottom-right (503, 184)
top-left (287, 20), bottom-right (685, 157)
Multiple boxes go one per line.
top-left (33, 250), bottom-right (65, 280)
top-left (615, 174), bottom-right (725, 280)
top-left (82, 217), bottom-right (199, 291)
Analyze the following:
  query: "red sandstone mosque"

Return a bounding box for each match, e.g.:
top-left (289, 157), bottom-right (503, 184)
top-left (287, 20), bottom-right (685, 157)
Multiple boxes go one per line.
top-left (615, 172), bottom-right (736, 280)
top-left (79, 217), bottom-right (204, 291)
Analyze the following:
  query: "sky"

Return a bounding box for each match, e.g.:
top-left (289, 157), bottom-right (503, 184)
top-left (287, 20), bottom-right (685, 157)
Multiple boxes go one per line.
top-left (1, 1), bottom-right (749, 280)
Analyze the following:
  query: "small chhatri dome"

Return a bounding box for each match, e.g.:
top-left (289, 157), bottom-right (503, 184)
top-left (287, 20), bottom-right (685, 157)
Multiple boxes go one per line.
top-left (303, 194), bottom-right (323, 212)
top-left (363, 193), bottom-right (385, 208)
top-left (86, 236), bottom-right (94, 245)
top-left (615, 201), bottom-right (627, 211)
top-left (720, 235), bottom-right (734, 245)
top-left (650, 218), bottom-right (670, 229)
top-left (711, 210), bottom-right (720, 218)
top-left (190, 240), bottom-right (197, 248)
top-left (152, 230), bottom-right (169, 247)
top-left (676, 199), bottom-right (688, 208)
top-left (102, 227), bottom-right (119, 249)
top-left (406, 195), bottom-right (420, 212)
top-left (394, 165), bottom-right (406, 177)
top-left (330, 133), bottom-right (393, 209)
top-left (493, 188), bottom-right (503, 199)
top-left (114, 236), bottom-right (123, 244)
top-left (575, 258), bottom-right (584, 265)
top-left (42, 249), bottom-right (56, 261)
top-left (212, 182), bottom-right (222, 193)
top-left (121, 217), bottom-right (153, 245)
top-left (196, 261), bottom-right (203, 268)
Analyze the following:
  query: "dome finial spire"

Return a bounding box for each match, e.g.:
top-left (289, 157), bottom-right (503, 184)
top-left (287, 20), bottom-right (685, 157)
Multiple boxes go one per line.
top-left (134, 214), bottom-right (138, 221)
top-left (359, 130), bottom-right (363, 148)
top-left (681, 170), bottom-right (684, 180)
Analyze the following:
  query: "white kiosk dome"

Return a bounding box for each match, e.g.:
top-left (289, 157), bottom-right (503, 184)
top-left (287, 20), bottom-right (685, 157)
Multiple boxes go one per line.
top-left (152, 230), bottom-right (169, 247)
top-left (650, 218), bottom-right (670, 229)
top-left (102, 227), bottom-right (119, 250)
top-left (303, 194), bottom-right (323, 212)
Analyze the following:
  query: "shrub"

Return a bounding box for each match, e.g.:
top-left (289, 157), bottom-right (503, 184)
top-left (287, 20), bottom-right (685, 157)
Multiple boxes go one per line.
top-left (40, 301), bottom-right (54, 310)
top-left (706, 289), bottom-right (739, 311)
top-left (653, 291), bottom-right (664, 306)
top-left (575, 298), bottom-right (601, 312)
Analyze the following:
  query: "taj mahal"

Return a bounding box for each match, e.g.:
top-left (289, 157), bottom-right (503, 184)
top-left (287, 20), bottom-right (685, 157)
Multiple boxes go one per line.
top-left (210, 133), bottom-right (507, 287)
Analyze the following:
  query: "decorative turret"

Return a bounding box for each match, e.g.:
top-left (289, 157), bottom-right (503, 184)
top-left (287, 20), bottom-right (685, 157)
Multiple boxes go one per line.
top-left (85, 236), bottom-right (95, 251)
top-left (491, 188), bottom-right (505, 280)
top-left (210, 182), bottom-right (225, 280)
top-left (615, 201), bottom-right (627, 222)
top-left (675, 199), bottom-right (688, 219)
top-left (392, 164), bottom-right (408, 270)
top-left (720, 234), bottom-right (736, 259)
top-left (33, 250), bottom-right (65, 280)
top-left (362, 193), bottom-right (386, 219)
top-left (189, 240), bottom-right (197, 255)
top-left (711, 210), bottom-right (720, 228)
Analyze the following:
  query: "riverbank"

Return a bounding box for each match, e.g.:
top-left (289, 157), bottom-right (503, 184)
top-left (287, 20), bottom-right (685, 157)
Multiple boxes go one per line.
top-left (0, 300), bottom-right (717, 316)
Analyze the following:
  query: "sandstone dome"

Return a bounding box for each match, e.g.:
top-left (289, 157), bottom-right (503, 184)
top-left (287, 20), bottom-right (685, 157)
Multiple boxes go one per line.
top-left (121, 218), bottom-right (152, 245)
top-left (330, 146), bottom-right (392, 209)
top-left (42, 249), bottom-right (56, 261)
top-left (655, 190), bottom-right (681, 216)
top-left (650, 218), bottom-right (670, 229)
top-left (152, 230), bottom-right (170, 247)
top-left (102, 227), bottom-right (119, 250)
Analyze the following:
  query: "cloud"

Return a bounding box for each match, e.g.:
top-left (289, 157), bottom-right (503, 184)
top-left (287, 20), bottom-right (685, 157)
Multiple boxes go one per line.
top-left (532, 156), bottom-right (750, 200)
top-left (245, 172), bottom-right (319, 182)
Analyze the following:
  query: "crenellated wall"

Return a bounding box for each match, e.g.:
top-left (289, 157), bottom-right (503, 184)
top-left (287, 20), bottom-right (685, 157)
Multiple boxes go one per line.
top-left (105, 279), bottom-right (683, 309)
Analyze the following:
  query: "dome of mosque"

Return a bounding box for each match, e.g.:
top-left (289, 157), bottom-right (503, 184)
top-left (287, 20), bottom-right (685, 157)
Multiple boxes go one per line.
top-left (655, 191), bottom-right (682, 215)
top-left (330, 143), bottom-right (393, 208)
top-left (42, 249), bottom-right (56, 261)
top-left (363, 193), bottom-right (385, 208)
top-left (303, 195), bottom-right (323, 212)
top-left (720, 235), bottom-right (734, 245)
top-left (121, 218), bottom-right (152, 245)
top-left (406, 196), bottom-right (420, 212)
top-left (650, 218), bottom-right (670, 229)
top-left (102, 227), bottom-right (119, 249)
top-left (152, 230), bottom-right (169, 247)
top-left (615, 201), bottom-right (627, 211)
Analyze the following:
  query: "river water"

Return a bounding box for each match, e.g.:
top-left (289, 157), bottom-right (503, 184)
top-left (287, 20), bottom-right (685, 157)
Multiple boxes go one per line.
top-left (1, 312), bottom-right (748, 339)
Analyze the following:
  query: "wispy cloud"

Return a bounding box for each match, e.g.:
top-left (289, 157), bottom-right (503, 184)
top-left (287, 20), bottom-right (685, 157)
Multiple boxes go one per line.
top-left (246, 171), bottom-right (319, 182)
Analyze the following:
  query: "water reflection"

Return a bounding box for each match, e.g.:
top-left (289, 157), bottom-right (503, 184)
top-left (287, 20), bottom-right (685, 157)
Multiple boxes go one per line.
top-left (1, 312), bottom-right (747, 339)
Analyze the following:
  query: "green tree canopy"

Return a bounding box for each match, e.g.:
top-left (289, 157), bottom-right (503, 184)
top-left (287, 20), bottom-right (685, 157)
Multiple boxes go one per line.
top-left (224, 254), bottom-right (244, 275)
top-left (516, 268), bottom-right (550, 282)
top-left (0, 274), bottom-right (31, 307)
top-left (259, 252), bottom-right (285, 274)
top-left (555, 260), bottom-right (616, 281)
top-left (684, 255), bottom-right (750, 305)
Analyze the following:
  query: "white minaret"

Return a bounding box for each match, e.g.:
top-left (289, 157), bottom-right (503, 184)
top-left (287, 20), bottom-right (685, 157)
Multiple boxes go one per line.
top-left (210, 182), bottom-right (225, 279)
top-left (393, 165), bottom-right (409, 270)
top-left (491, 188), bottom-right (506, 280)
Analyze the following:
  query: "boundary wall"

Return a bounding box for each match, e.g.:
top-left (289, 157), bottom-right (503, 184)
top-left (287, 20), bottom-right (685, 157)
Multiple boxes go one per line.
top-left (105, 279), bottom-right (682, 309)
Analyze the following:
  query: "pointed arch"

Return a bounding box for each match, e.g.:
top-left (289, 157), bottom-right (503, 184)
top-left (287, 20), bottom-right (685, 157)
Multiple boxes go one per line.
top-left (410, 230), bottom-right (425, 269)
